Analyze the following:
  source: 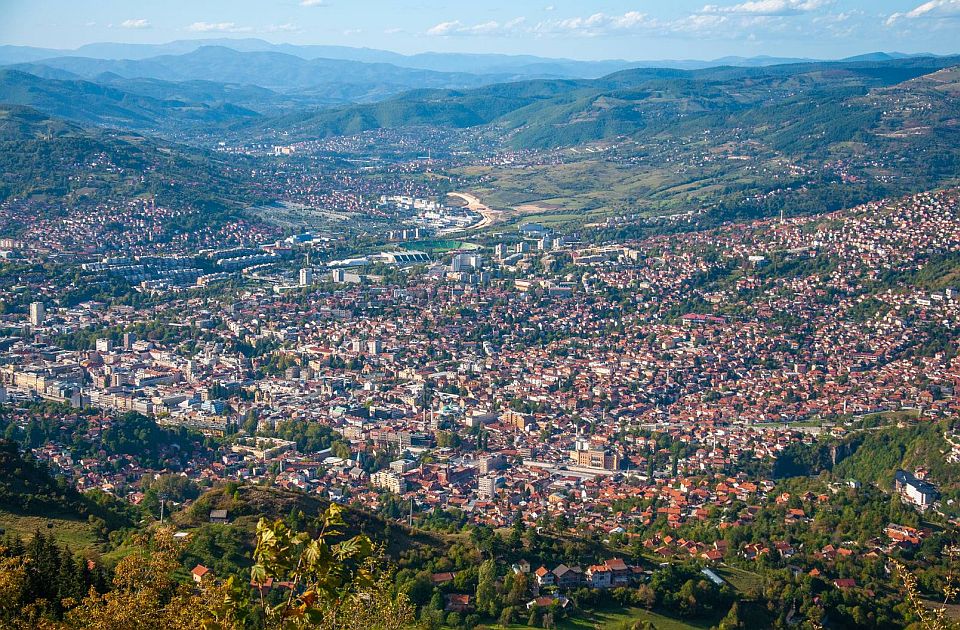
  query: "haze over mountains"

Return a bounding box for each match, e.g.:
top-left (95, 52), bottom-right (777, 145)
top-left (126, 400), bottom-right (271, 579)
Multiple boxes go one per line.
top-left (0, 38), bottom-right (938, 79)
top-left (1, 38), bottom-right (956, 153)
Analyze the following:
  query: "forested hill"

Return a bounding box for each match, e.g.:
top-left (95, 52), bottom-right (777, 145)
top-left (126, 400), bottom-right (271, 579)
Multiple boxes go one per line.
top-left (0, 68), bottom-right (262, 132)
top-left (0, 439), bottom-right (132, 529)
top-left (774, 420), bottom-right (960, 509)
top-left (0, 105), bottom-right (268, 214)
top-left (248, 55), bottom-right (960, 151)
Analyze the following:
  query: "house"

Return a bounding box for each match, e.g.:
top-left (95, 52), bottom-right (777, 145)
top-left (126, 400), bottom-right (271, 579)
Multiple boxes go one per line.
top-left (191, 564), bottom-right (211, 584)
top-left (585, 565), bottom-right (612, 589)
top-left (431, 572), bottom-right (456, 585)
top-left (250, 576), bottom-right (274, 593)
top-left (774, 542), bottom-right (796, 558)
top-left (444, 594), bottom-right (473, 613)
top-left (534, 566), bottom-right (555, 587)
top-left (209, 509), bottom-right (229, 524)
top-left (834, 578), bottom-right (857, 590)
top-left (701, 549), bottom-right (724, 563)
top-left (885, 523), bottom-right (925, 546)
top-left (526, 595), bottom-right (570, 610)
top-left (604, 558), bottom-right (631, 586)
top-left (553, 564), bottom-right (583, 588)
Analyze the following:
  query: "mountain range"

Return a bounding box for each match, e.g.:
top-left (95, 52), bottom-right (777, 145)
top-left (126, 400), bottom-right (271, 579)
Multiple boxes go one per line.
top-left (6, 46), bottom-right (519, 99)
top-left (3, 47), bottom-right (956, 144)
top-left (0, 38), bottom-right (938, 79)
top-left (240, 55), bottom-right (960, 150)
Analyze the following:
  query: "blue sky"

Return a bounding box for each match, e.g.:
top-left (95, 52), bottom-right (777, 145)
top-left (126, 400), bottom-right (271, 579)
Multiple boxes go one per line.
top-left (1, 0), bottom-right (958, 60)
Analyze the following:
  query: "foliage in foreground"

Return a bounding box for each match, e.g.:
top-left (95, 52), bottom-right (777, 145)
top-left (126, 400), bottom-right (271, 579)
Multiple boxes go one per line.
top-left (0, 504), bottom-right (413, 629)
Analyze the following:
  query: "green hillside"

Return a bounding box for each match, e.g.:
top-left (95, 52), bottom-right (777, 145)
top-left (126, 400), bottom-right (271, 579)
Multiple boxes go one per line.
top-left (0, 69), bottom-right (261, 132)
top-left (0, 439), bottom-right (134, 548)
top-left (0, 105), bottom-right (269, 228)
top-left (775, 420), bottom-right (960, 516)
top-left (254, 56), bottom-right (960, 148)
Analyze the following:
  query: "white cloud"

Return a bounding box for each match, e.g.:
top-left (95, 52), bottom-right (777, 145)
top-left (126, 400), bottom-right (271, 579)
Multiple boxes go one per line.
top-left (265, 23), bottom-right (300, 33)
top-left (887, 0), bottom-right (960, 25)
top-left (700, 0), bottom-right (830, 16)
top-left (425, 2), bottom-right (852, 41)
top-left (535, 11), bottom-right (656, 36)
top-left (670, 13), bottom-right (729, 33)
top-left (427, 20), bottom-right (461, 36)
top-left (427, 18), bottom-right (527, 36)
top-left (120, 18), bottom-right (150, 29)
top-left (300, 0), bottom-right (325, 6)
top-left (186, 21), bottom-right (254, 33)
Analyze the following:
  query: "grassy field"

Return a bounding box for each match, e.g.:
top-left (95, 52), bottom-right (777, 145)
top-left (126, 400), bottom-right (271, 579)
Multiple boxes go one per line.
top-left (456, 157), bottom-right (762, 218)
top-left (716, 565), bottom-right (765, 595)
top-left (495, 606), bottom-right (716, 630)
top-left (0, 511), bottom-right (101, 551)
top-left (450, 139), bottom-right (791, 230)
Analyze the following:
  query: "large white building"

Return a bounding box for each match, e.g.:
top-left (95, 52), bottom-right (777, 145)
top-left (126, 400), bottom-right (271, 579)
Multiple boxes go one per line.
top-left (29, 302), bottom-right (45, 327)
top-left (371, 470), bottom-right (407, 494)
top-left (895, 470), bottom-right (938, 509)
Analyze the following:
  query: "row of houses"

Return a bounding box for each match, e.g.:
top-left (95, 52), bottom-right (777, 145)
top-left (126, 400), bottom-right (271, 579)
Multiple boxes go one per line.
top-left (524, 557), bottom-right (641, 590)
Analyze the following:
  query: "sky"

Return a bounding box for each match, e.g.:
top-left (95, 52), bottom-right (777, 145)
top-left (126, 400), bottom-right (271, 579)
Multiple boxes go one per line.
top-left (1, 0), bottom-right (958, 61)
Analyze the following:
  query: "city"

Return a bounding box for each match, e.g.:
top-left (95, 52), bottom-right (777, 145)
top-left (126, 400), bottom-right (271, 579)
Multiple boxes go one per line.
top-left (1, 1), bottom-right (959, 629)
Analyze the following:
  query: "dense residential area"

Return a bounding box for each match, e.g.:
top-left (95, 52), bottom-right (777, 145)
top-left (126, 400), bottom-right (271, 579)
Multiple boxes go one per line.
top-left (1, 7), bottom-right (960, 628)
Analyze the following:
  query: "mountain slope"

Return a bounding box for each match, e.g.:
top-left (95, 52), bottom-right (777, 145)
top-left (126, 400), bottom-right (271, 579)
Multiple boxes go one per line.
top-left (0, 69), bottom-right (261, 132)
top-left (0, 105), bottom-right (267, 217)
top-left (244, 55), bottom-right (960, 148)
top-left (175, 484), bottom-right (448, 578)
top-left (3, 39), bottom-right (940, 78)
top-left (0, 439), bottom-right (133, 529)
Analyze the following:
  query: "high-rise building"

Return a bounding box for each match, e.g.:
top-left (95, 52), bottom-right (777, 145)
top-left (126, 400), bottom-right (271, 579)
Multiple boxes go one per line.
top-left (29, 302), bottom-right (44, 327)
top-left (478, 475), bottom-right (502, 498)
top-left (299, 268), bottom-right (313, 287)
top-left (371, 471), bottom-right (407, 494)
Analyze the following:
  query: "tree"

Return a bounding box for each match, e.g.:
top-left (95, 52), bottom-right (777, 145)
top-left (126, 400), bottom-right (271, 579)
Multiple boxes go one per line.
top-left (331, 441), bottom-right (352, 460)
top-left (243, 504), bottom-right (413, 629)
top-left (636, 584), bottom-right (656, 610)
top-left (718, 601), bottom-right (744, 630)
top-left (507, 572), bottom-right (529, 607)
top-left (64, 529), bottom-right (212, 630)
top-left (528, 606), bottom-right (543, 628)
top-left (0, 504), bottom-right (414, 630)
top-left (475, 559), bottom-right (499, 616)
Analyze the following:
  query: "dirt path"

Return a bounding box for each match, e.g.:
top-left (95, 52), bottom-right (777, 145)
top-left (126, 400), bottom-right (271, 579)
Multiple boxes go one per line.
top-left (448, 192), bottom-right (502, 230)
